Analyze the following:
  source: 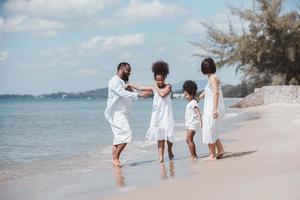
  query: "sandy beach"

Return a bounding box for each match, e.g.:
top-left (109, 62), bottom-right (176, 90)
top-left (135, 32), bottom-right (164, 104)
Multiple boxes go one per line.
top-left (1, 103), bottom-right (299, 200)
top-left (103, 103), bottom-right (300, 200)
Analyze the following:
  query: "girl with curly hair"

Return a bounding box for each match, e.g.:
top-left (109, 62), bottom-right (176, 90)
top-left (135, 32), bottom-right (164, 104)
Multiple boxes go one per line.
top-left (129, 61), bottom-right (175, 163)
top-left (183, 80), bottom-right (203, 160)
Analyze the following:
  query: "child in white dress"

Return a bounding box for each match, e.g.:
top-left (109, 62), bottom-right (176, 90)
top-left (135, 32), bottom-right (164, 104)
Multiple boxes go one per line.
top-left (199, 58), bottom-right (226, 160)
top-left (128, 61), bottom-right (175, 163)
top-left (183, 80), bottom-right (203, 160)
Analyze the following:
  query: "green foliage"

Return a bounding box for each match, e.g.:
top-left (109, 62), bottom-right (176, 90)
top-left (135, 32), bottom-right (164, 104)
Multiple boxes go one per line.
top-left (193, 0), bottom-right (300, 87)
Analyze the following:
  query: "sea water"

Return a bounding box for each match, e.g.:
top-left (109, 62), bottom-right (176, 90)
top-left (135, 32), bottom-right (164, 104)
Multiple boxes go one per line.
top-left (0, 98), bottom-right (251, 199)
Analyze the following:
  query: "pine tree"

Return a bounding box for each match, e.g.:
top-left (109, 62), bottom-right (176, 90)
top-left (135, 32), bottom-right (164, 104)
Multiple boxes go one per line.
top-left (192, 0), bottom-right (300, 87)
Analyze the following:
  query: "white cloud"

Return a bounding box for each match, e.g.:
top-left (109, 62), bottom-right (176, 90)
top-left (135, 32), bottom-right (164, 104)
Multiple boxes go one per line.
top-left (75, 68), bottom-right (99, 76)
top-left (79, 33), bottom-right (145, 51)
top-left (3, 0), bottom-right (114, 19)
top-left (183, 13), bottom-right (248, 35)
top-left (1, 16), bottom-right (65, 37)
top-left (40, 33), bottom-right (146, 62)
top-left (0, 51), bottom-right (9, 62)
top-left (117, 0), bottom-right (186, 21)
top-left (183, 19), bottom-right (205, 35)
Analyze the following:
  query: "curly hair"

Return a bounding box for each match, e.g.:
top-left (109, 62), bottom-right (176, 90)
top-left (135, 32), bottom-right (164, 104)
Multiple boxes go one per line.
top-left (183, 80), bottom-right (198, 96)
top-left (152, 61), bottom-right (169, 78)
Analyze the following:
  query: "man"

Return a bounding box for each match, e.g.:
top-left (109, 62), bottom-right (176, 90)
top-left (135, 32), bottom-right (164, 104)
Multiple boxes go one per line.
top-left (104, 62), bottom-right (150, 167)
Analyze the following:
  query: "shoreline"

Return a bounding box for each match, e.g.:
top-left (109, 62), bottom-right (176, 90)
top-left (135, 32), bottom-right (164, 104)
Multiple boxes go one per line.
top-left (102, 103), bottom-right (300, 200)
top-left (2, 103), bottom-right (299, 200)
top-left (0, 105), bottom-right (251, 200)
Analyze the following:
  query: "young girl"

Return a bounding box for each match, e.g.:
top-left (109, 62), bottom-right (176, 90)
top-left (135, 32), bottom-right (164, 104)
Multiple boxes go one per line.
top-left (129, 61), bottom-right (175, 163)
top-left (199, 58), bottom-right (226, 160)
top-left (183, 80), bottom-right (203, 160)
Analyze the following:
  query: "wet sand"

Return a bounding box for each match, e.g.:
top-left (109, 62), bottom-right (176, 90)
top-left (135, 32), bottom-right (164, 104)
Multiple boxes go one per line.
top-left (103, 104), bottom-right (300, 200)
top-left (1, 104), bottom-right (299, 200)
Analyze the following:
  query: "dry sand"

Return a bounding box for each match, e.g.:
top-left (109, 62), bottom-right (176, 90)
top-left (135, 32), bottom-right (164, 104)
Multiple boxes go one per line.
top-left (103, 104), bottom-right (300, 200)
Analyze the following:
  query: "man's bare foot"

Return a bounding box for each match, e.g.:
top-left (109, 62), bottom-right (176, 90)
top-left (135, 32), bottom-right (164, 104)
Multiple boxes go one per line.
top-left (112, 159), bottom-right (121, 167)
top-left (217, 151), bottom-right (226, 159)
top-left (202, 156), bottom-right (217, 161)
top-left (158, 158), bottom-right (164, 163)
top-left (168, 151), bottom-right (174, 160)
top-left (190, 156), bottom-right (198, 161)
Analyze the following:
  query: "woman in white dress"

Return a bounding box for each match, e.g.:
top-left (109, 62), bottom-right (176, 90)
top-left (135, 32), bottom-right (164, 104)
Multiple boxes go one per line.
top-left (199, 58), bottom-right (226, 160)
top-left (129, 61), bottom-right (175, 163)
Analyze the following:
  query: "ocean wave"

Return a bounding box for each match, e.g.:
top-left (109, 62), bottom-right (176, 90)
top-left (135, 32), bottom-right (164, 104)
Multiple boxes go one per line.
top-left (223, 112), bottom-right (242, 119)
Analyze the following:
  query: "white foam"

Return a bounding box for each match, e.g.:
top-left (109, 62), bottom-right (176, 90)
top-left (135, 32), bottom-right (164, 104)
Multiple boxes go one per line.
top-left (223, 112), bottom-right (241, 119)
top-left (175, 122), bottom-right (185, 128)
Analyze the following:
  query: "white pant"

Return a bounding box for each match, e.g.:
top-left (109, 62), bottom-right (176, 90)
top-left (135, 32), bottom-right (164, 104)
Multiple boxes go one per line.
top-left (110, 112), bottom-right (132, 145)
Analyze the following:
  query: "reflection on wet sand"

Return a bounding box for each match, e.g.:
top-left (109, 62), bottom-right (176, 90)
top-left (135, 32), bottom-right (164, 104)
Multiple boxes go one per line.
top-left (113, 159), bottom-right (177, 188)
top-left (169, 160), bottom-right (175, 178)
top-left (160, 163), bottom-right (167, 179)
top-left (160, 160), bottom-right (175, 180)
top-left (113, 167), bottom-right (125, 188)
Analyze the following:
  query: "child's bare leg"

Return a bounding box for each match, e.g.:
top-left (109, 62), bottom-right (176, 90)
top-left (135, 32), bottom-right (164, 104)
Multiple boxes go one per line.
top-left (112, 145), bottom-right (119, 166)
top-left (203, 143), bottom-right (217, 161)
top-left (186, 129), bottom-right (197, 159)
top-left (112, 143), bottom-right (127, 167)
top-left (215, 138), bottom-right (225, 159)
top-left (112, 145), bottom-right (117, 157)
top-left (158, 140), bottom-right (165, 163)
top-left (167, 140), bottom-right (174, 160)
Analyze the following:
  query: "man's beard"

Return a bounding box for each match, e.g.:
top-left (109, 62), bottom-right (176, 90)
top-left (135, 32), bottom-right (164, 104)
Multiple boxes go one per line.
top-left (122, 74), bottom-right (129, 82)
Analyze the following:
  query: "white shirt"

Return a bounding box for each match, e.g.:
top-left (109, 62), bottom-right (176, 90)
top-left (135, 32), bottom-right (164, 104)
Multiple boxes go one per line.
top-left (185, 99), bottom-right (200, 130)
top-left (104, 75), bottom-right (138, 123)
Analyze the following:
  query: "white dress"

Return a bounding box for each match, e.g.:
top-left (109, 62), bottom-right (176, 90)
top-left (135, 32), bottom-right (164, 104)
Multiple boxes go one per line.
top-left (104, 75), bottom-right (138, 145)
top-left (202, 78), bottom-right (225, 144)
top-left (185, 99), bottom-right (200, 131)
top-left (146, 87), bottom-right (175, 143)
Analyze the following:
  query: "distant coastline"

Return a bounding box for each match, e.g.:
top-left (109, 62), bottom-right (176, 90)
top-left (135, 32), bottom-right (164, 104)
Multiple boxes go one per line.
top-left (0, 80), bottom-right (247, 100)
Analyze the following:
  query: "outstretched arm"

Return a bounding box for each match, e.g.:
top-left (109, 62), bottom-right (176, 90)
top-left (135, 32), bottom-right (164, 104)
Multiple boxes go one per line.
top-left (154, 84), bottom-right (172, 97)
top-left (194, 106), bottom-right (203, 128)
top-left (112, 81), bottom-right (138, 99)
top-left (111, 81), bottom-right (150, 98)
top-left (198, 91), bottom-right (205, 101)
top-left (127, 83), bottom-right (153, 91)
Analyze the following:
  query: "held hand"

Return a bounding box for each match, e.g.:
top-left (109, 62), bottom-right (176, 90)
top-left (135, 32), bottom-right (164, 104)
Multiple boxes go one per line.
top-left (127, 83), bottom-right (133, 88)
top-left (213, 111), bottom-right (219, 119)
top-left (125, 84), bottom-right (133, 92)
top-left (138, 90), bottom-right (151, 98)
top-left (198, 92), bottom-right (205, 101)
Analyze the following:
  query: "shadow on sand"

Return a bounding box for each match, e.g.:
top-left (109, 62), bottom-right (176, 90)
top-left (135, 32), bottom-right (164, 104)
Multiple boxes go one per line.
top-left (218, 150), bottom-right (257, 159)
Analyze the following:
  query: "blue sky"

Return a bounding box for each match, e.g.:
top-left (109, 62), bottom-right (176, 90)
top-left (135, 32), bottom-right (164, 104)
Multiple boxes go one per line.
top-left (0, 0), bottom-right (298, 95)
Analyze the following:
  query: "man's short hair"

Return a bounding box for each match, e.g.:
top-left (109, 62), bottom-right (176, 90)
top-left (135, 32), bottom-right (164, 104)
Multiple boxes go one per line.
top-left (117, 62), bottom-right (130, 71)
